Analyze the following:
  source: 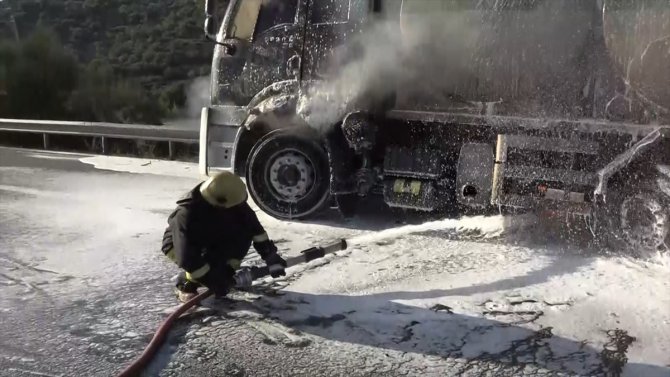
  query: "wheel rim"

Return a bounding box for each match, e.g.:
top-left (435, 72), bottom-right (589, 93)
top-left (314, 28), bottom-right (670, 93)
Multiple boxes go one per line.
top-left (620, 194), bottom-right (669, 253)
top-left (266, 149), bottom-right (315, 203)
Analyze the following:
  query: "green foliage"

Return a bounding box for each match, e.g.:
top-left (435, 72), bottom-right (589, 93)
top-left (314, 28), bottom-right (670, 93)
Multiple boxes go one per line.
top-left (68, 62), bottom-right (166, 124)
top-left (0, 30), bottom-right (166, 124)
top-left (0, 29), bottom-right (78, 119)
top-left (23, 0), bottom-right (212, 87)
top-left (1, 0), bottom-right (215, 123)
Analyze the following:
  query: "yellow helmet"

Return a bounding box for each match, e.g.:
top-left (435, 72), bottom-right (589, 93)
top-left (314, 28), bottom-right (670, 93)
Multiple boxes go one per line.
top-left (199, 171), bottom-right (248, 208)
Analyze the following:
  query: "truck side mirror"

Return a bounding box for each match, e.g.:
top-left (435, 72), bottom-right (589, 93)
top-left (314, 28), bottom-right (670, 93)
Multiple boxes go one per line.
top-left (205, 16), bottom-right (218, 38)
top-left (205, 0), bottom-right (216, 15)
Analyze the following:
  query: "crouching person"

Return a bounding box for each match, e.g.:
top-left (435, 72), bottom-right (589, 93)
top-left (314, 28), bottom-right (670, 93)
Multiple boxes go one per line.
top-left (161, 171), bottom-right (287, 303)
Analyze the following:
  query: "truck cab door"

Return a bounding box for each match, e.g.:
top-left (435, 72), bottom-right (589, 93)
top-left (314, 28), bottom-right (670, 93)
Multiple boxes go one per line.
top-left (241, 0), bottom-right (305, 100)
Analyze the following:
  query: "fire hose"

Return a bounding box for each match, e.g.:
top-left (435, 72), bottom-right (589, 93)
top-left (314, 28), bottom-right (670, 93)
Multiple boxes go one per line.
top-left (116, 239), bottom-right (348, 377)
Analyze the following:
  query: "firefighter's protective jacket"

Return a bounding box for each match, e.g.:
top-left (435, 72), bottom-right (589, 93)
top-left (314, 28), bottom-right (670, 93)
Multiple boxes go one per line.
top-left (161, 184), bottom-right (268, 280)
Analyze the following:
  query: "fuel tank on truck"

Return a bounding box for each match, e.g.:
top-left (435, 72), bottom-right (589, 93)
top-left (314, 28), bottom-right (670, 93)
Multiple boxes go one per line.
top-left (603, 0), bottom-right (670, 117)
top-left (394, 0), bottom-right (670, 122)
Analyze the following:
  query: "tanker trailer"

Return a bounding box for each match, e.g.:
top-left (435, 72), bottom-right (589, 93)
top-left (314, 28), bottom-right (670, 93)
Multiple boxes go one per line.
top-left (199, 0), bottom-right (670, 257)
top-left (603, 0), bottom-right (670, 120)
top-left (395, 0), bottom-right (669, 121)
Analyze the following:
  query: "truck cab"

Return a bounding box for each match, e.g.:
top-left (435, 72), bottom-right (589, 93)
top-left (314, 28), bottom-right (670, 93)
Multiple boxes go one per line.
top-left (201, 0), bottom-right (382, 219)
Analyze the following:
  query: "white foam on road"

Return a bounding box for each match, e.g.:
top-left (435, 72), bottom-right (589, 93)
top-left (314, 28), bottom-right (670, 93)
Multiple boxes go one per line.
top-left (272, 213), bottom-right (670, 375)
top-left (274, 239), bottom-right (670, 375)
top-left (0, 184), bottom-right (65, 198)
top-left (3, 147), bottom-right (669, 375)
top-left (79, 155), bottom-right (201, 178)
top-left (24, 152), bottom-right (89, 161)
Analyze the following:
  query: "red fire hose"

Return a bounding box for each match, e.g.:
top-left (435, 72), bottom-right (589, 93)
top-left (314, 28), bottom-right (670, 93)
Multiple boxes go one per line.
top-left (115, 239), bottom-right (347, 377)
top-left (115, 289), bottom-right (214, 377)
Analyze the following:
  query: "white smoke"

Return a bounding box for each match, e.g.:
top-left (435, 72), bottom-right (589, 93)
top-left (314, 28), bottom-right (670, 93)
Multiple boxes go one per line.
top-left (296, 1), bottom-right (608, 132)
top-left (185, 75), bottom-right (211, 118)
top-left (296, 20), bottom-right (405, 132)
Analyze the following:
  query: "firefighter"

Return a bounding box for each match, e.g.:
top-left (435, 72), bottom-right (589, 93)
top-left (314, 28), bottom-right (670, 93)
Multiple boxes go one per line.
top-left (161, 171), bottom-right (287, 303)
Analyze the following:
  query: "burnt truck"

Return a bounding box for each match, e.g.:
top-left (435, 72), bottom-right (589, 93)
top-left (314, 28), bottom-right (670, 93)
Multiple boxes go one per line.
top-left (199, 0), bottom-right (670, 256)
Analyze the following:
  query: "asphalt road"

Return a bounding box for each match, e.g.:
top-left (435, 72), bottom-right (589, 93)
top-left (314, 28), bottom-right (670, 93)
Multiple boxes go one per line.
top-left (1, 147), bottom-right (668, 377)
top-left (0, 147), bottom-right (200, 376)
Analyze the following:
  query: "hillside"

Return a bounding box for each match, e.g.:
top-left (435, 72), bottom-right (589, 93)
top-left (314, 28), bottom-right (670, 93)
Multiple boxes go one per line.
top-left (0, 0), bottom-right (219, 123)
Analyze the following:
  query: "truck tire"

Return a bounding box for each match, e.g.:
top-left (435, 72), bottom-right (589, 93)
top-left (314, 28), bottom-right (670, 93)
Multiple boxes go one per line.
top-left (617, 191), bottom-right (669, 258)
top-left (245, 130), bottom-right (330, 220)
top-left (600, 184), bottom-right (670, 259)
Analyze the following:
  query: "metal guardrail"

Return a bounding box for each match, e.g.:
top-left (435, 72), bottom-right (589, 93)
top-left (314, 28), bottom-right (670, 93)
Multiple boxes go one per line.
top-left (0, 118), bottom-right (199, 159)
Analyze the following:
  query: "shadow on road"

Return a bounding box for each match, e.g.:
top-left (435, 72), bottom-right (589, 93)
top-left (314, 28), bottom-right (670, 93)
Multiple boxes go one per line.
top-left (145, 214), bottom-right (669, 377)
top-left (180, 221), bottom-right (667, 377)
top-left (368, 256), bottom-right (591, 300)
top-left (193, 286), bottom-right (668, 377)
top-left (152, 195), bottom-right (667, 375)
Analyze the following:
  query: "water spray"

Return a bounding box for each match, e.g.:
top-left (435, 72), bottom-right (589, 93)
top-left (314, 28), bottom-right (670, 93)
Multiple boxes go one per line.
top-left (348, 215), bottom-right (509, 247)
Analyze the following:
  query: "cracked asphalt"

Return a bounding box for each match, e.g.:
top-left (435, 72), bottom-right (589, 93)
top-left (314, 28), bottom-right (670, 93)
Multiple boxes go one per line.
top-left (1, 147), bottom-right (669, 377)
top-left (151, 257), bottom-right (655, 377)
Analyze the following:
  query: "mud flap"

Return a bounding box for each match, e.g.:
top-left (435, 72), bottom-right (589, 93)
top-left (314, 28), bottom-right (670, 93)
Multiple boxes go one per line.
top-left (456, 143), bottom-right (494, 208)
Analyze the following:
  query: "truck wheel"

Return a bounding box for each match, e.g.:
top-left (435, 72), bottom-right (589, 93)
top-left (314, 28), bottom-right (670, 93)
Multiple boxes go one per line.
top-left (617, 191), bottom-right (669, 258)
top-left (246, 130), bottom-right (330, 220)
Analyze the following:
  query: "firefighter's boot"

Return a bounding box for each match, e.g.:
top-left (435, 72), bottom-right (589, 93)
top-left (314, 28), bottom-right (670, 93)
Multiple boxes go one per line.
top-left (174, 272), bottom-right (201, 303)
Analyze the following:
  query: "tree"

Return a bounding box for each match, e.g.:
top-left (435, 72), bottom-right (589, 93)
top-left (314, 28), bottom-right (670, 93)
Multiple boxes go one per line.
top-left (0, 30), bottom-right (167, 124)
top-left (0, 41), bottom-right (14, 114)
top-left (1, 29), bottom-right (78, 119)
top-left (68, 61), bottom-right (166, 124)
top-left (5, 0), bottom-right (215, 123)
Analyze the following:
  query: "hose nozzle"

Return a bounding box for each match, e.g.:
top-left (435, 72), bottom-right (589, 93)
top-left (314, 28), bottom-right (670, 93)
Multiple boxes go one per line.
top-left (235, 239), bottom-right (349, 287)
top-left (321, 238), bottom-right (348, 254)
top-left (300, 239), bottom-right (347, 263)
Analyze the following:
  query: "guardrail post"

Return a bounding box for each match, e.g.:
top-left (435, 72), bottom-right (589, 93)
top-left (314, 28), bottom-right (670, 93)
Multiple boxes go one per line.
top-left (168, 141), bottom-right (175, 160)
top-left (42, 133), bottom-right (49, 150)
top-left (101, 136), bottom-right (107, 155)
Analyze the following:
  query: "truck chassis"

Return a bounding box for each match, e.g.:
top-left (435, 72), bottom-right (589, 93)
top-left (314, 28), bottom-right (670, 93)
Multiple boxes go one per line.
top-left (201, 103), bottom-right (670, 258)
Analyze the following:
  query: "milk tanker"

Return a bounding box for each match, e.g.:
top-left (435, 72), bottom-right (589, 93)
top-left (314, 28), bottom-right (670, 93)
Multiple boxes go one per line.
top-left (199, 0), bottom-right (670, 257)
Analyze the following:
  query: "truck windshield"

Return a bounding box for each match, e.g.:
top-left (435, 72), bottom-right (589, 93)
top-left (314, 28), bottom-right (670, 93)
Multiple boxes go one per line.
top-left (226, 0), bottom-right (298, 40)
top-left (227, 0), bottom-right (261, 40)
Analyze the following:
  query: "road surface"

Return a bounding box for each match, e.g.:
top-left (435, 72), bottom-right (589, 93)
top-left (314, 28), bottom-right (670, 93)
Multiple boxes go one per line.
top-left (0, 147), bottom-right (668, 377)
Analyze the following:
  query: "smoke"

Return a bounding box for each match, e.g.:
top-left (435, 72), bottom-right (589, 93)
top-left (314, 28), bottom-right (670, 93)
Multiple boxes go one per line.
top-left (296, 0), bottom-right (620, 132)
top-left (184, 75), bottom-right (211, 118)
top-left (296, 20), bottom-right (405, 132)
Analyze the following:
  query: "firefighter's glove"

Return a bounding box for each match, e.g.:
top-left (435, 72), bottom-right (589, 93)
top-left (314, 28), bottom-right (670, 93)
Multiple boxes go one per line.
top-left (198, 265), bottom-right (235, 297)
top-left (254, 239), bottom-right (286, 278)
top-left (253, 239), bottom-right (278, 257)
top-left (264, 252), bottom-right (287, 278)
